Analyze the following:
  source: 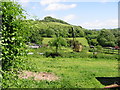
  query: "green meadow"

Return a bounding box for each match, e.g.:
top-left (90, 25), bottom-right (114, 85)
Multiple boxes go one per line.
top-left (8, 46), bottom-right (118, 88)
top-left (10, 53), bottom-right (118, 88)
top-left (43, 37), bottom-right (89, 47)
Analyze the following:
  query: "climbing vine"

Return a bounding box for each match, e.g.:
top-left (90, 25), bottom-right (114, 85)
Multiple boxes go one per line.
top-left (1, 1), bottom-right (26, 71)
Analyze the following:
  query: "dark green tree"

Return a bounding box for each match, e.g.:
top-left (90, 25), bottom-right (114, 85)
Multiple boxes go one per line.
top-left (97, 29), bottom-right (116, 47)
top-left (49, 36), bottom-right (67, 53)
top-left (30, 30), bottom-right (43, 45)
top-left (90, 39), bottom-right (99, 46)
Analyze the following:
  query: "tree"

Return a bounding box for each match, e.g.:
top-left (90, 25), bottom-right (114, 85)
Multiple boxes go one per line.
top-left (44, 16), bottom-right (69, 25)
top-left (49, 36), bottom-right (67, 53)
top-left (75, 26), bottom-right (85, 37)
top-left (46, 28), bottom-right (55, 37)
top-left (97, 29), bottom-right (116, 47)
top-left (90, 39), bottom-right (99, 46)
top-left (30, 31), bottom-right (43, 45)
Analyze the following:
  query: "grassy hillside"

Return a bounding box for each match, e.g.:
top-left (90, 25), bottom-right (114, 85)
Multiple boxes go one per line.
top-left (67, 37), bottom-right (89, 46)
top-left (43, 16), bottom-right (70, 25)
top-left (39, 21), bottom-right (71, 28)
top-left (42, 38), bottom-right (53, 44)
top-left (42, 37), bottom-right (89, 47)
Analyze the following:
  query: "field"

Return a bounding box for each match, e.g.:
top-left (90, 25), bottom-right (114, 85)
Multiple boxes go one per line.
top-left (43, 37), bottom-right (89, 46)
top-left (42, 38), bottom-right (53, 44)
top-left (11, 54), bottom-right (118, 88)
top-left (9, 47), bottom-right (118, 88)
top-left (67, 37), bottom-right (89, 47)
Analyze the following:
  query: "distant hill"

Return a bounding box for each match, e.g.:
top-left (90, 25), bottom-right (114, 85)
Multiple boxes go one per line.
top-left (88, 28), bottom-right (118, 31)
top-left (24, 17), bottom-right (85, 38)
top-left (42, 16), bottom-right (70, 25)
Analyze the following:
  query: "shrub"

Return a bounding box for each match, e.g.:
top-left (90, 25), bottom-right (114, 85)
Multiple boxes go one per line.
top-left (96, 45), bottom-right (103, 52)
top-left (49, 36), bottom-right (67, 53)
top-left (45, 52), bottom-right (61, 58)
top-left (1, 1), bottom-right (26, 88)
top-left (2, 1), bottom-right (26, 71)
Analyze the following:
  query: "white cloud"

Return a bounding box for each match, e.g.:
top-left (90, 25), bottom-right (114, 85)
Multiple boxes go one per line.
top-left (18, 0), bottom-right (30, 2)
top-left (63, 14), bottom-right (75, 22)
top-left (16, 0), bottom-right (119, 3)
top-left (81, 19), bottom-right (118, 29)
top-left (45, 3), bottom-right (77, 11)
top-left (40, 0), bottom-right (76, 11)
top-left (40, 0), bottom-right (67, 5)
top-left (40, 0), bottom-right (60, 5)
top-left (17, 0), bottom-right (30, 7)
top-left (100, 0), bottom-right (113, 3)
top-left (32, 6), bottom-right (36, 9)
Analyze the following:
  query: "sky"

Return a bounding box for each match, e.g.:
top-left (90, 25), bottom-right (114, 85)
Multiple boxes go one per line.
top-left (15, 0), bottom-right (119, 29)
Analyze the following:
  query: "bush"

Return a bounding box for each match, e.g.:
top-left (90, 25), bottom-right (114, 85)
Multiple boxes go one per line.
top-left (96, 45), bottom-right (103, 52)
top-left (45, 52), bottom-right (61, 58)
top-left (2, 1), bottom-right (26, 71)
top-left (1, 1), bottom-right (27, 88)
top-left (89, 48), bottom-right (97, 52)
top-left (97, 53), bottom-right (118, 59)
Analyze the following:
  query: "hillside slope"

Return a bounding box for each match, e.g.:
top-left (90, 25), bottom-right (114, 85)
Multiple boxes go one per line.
top-left (43, 37), bottom-right (89, 47)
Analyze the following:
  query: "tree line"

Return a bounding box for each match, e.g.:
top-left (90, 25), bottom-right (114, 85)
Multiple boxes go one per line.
top-left (22, 17), bottom-right (119, 47)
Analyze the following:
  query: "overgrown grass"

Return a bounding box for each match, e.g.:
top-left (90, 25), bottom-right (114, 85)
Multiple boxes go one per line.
top-left (67, 37), bottom-right (89, 47)
top-left (28, 47), bottom-right (118, 60)
top-left (42, 38), bottom-right (53, 44)
top-left (9, 55), bottom-right (118, 88)
top-left (4, 47), bottom-right (118, 88)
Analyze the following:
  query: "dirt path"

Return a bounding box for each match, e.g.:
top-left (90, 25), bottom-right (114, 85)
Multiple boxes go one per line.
top-left (18, 70), bottom-right (59, 81)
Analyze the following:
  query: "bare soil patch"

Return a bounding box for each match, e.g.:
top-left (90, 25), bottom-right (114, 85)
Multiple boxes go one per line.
top-left (18, 71), bottom-right (59, 81)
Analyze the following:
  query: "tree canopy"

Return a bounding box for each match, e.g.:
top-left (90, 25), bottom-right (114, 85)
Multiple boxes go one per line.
top-left (97, 29), bottom-right (116, 47)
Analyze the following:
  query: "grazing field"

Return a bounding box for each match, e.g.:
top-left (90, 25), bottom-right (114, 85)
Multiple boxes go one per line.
top-left (43, 37), bottom-right (89, 47)
top-left (67, 37), bottom-right (89, 47)
top-left (13, 55), bottom-right (118, 88)
top-left (42, 38), bottom-right (53, 44)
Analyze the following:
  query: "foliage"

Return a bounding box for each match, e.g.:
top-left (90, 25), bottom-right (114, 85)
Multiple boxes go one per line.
top-left (67, 37), bottom-right (89, 47)
top-left (66, 39), bottom-right (82, 49)
top-left (1, 1), bottom-right (26, 71)
top-left (45, 51), bottom-right (61, 58)
top-left (30, 30), bottom-right (43, 45)
top-left (23, 19), bottom-right (84, 38)
top-left (49, 36), bottom-right (67, 53)
top-left (96, 45), bottom-right (103, 52)
top-left (90, 39), bottom-right (99, 46)
top-left (85, 30), bottom-right (99, 46)
top-left (1, 1), bottom-right (27, 88)
top-left (97, 29), bottom-right (116, 47)
top-left (43, 16), bottom-right (69, 25)
top-left (73, 26), bottom-right (85, 37)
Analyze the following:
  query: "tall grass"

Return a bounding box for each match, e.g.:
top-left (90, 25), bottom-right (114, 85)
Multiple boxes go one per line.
top-left (10, 55), bottom-right (118, 88)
